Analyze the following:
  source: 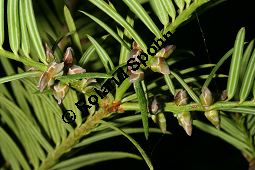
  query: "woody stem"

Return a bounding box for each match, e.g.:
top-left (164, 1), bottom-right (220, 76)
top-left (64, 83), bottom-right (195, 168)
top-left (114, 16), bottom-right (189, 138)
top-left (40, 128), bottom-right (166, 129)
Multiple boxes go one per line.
top-left (38, 109), bottom-right (109, 170)
top-left (121, 101), bottom-right (255, 114)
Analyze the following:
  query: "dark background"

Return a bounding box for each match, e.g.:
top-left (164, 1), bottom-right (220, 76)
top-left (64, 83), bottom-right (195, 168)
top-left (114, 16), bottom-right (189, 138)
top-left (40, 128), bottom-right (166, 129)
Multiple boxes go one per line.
top-left (84, 0), bottom-right (254, 170)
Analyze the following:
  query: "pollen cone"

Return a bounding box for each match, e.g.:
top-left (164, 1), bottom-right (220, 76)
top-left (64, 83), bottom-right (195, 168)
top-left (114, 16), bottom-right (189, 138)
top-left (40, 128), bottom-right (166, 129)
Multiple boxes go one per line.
top-left (177, 112), bottom-right (192, 136)
top-left (205, 110), bottom-right (220, 129)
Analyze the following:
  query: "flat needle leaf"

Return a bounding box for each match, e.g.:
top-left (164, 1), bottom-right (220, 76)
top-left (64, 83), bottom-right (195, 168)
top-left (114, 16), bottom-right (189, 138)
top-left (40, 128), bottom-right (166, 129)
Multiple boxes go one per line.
top-left (133, 80), bottom-right (150, 139)
top-left (227, 27), bottom-right (245, 100)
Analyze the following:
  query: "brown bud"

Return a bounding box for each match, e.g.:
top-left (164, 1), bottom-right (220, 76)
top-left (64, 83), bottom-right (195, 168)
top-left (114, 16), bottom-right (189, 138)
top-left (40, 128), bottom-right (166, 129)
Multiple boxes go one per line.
top-left (155, 45), bottom-right (176, 59)
top-left (68, 65), bottom-right (86, 75)
top-left (63, 47), bottom-right (74, 67)
top-left (177, 112), bottom-right (192, 136)
top-left (44, 62), bottom-right (64, 77)
top-left (150, 57), bottom-right (170, 74)
top-left (174, 89), bottom-right (188, 106)
top-left (220, 90), bottom-right (228, 101)
top-left (151, 97), bottom-right (160, 114)
top-left (52, 82), bottom-right (69, 104)
top-left (205, 110), bottom-right (220, 129)
top-left (200, 87), bottom-right (213, 106)
top-left (129, 69), bottom-right (144, 83)
top-left (45, 43), bottom-right (55, 63)
top-left (132, 41), bottom-right (142, 51)
top-left (127, 44), bottom-right (142, 61)
top-left (38, 72), bottom-right (51, 92)
top-left (38, 62), bottom-right (64, 92)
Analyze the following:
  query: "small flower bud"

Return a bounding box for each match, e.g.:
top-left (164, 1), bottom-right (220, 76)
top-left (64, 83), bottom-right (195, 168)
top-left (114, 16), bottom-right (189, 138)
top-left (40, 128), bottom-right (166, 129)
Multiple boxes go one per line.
top-left (150, 97), bottom-right (160, 114)
top-left (129, 69), bottom-right (144, 83)
top-left (38, 72), bottom-right (51, 92)
top-left (52, 82), bottom-right (69, 104)
top-left (63, 47), bottom-right (74, 67)
top-left (150, 57), bottom-right (170, 74)
top-left (45, 43), bottom-right (55, 63)
top-left (127, 41), bottom-right (148, 71)
top-left (132, 41), bottom-right (142, 51)
top-left (48, 62), bottom-right (64, 76)
top-left (80, 78), bottom-right (97, 93)
top-left (54, 63), bottom-right (64, 76)
top-left (151, 114), bottom-right (157, 123)
top-left (151, 112), bottom-right (167, 134)
top-left (38, 62), bottom-right (64, 92)
top-left (220, 90), bottom-right (228, 101)
top-left (155, 45), bottom-right (176, 59)
top-left (200, 87), bottom-right (213, 106)
top-left (174, 90), bottom-right (188, 106)
top-left (204, 110), bottom-right (220, 129)
top-left (68, 65), bottom-right (86, 75)
top-left (177, 111), bottom-right (192, 136)
top-left (127, 48), bottom-right (142, 72)
top-left (157, 112), bottom-right (167, 134)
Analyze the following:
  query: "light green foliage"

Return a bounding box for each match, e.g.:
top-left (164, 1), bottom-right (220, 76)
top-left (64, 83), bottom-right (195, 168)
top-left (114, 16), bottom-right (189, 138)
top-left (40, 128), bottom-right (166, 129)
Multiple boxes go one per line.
top-left (7, 0), bottom-right (20, 55)
top-left (25, 0), bottom-right (47, 64)
top-left (0, 0), bottom-right (4, 48)
top-left (150, 0), bottom-right (169, 26)
top-left (19, 0), bottom-right (30, 57)
top-left (64, 6), bottom-right (82, 53)
top-left (123, 0), bottom-right (162, 38)
top-left (134, 80), bottom-right (150, 139)
top-left (162, 0), bottom-right (176, 22)
top-left (227, 27), bottom-right (245, 100)
top-left (87, 35), bottom-right (115, 73)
